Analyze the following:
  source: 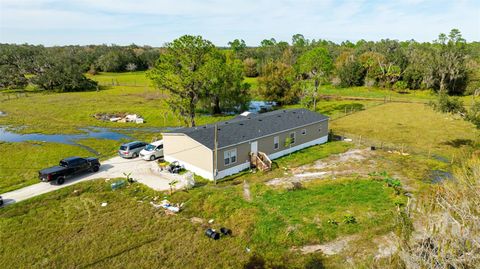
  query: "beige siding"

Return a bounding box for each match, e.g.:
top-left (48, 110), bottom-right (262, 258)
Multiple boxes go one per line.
top-left (162, 134), bottom-right (213, 174)
top-left (217, 120), bottom-right (328, 171)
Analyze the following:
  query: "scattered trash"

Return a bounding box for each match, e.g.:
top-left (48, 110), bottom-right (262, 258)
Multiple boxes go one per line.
top-left (371, 146), bottom-right (376, 151)
top-left (153, 196), bottom-right (158, 201)
top-left (150, 199), bottom-right (182, 213)
top-left (101, 202), bottom-right (108, 207)
top-left (205, 228), bottom-right (220, 240)
top-left (105, 178), bottom-right (111, 182)
top-left (190, 217), bottom-right (205, 224)
top-left (111, 180), bottom-right (126, 190)
top-left (0, 111), bottom-right (6, 117)
top-left (208, 219), bottom-right (215, 224)
top-left (93, 113), bottom-right (145, 124)
top-left (344, 138), bottom-right (353, 142)
top-left (220, 227), bottom-right (232, 236)
top-left (246, 247), bottom-right (251, 252)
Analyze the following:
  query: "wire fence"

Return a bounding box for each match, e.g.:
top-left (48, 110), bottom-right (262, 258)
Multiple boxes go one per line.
top-left (328, 130), bottom-right (465, 165)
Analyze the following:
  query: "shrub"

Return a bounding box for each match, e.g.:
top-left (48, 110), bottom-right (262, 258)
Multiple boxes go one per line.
top-left (343, 214), bottom-right (357, 224)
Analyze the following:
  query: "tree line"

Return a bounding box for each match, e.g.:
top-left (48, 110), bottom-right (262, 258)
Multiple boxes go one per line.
top-left (0, 44), bottom-right (161, 91)
top-left (1, 29), bottom-right (479, 126)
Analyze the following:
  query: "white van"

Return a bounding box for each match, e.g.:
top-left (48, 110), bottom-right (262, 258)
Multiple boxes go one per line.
top-left (139, 140), bottom-right (164, 161)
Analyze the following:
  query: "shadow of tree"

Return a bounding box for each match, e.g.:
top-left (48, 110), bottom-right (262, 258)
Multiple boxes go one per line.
top-left (441, 139), bottom-right (474, 148)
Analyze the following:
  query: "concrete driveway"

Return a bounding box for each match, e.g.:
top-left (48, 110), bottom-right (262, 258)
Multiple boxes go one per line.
top-left (1, 156), bottom-right (183, 206)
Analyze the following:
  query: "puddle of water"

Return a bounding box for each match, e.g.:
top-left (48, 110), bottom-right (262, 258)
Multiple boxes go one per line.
top-left (432, 154), bottom-right (450, 164)
top-left (0, 127), bottom-right (131, 144)
top-left (430, 170), bottom-right (453, 183)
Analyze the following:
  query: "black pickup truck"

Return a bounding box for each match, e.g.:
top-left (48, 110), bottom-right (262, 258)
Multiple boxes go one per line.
top-left (38, 157), bottom-right (100, 185)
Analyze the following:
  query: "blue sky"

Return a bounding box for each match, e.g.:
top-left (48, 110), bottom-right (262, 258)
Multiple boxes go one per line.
top-left (0, 0), bottom-right (479, 46)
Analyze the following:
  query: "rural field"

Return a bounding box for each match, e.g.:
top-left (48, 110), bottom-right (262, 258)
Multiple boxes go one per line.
top-left (1, 15), bottom-right (479, 268)
top-left (1, 71), bottom-right (477, 268)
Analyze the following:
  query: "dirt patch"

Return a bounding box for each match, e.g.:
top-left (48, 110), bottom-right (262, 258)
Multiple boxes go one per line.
top-left (243, 180), bottom-right (252, 202)
top-left (267, 148), bottom-right (375, 187)
top-left (293, 235), bottom-right (360, 255)
top-left (373, 232), bottom-right (399, 259)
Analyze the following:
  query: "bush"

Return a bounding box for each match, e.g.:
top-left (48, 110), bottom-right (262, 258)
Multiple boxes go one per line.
top-left (343, 214), bottom-right (357, 224)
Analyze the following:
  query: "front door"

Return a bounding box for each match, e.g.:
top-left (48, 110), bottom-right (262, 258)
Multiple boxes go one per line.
top-left (251, 141), bottom-right (258, 154)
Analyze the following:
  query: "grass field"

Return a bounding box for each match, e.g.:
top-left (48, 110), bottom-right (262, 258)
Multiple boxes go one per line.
top-left (1, 71), bottom-right (478, 268)
top-left (0, 141), bottom-right (402, 268)
top-left (0, 142), bottom-right (94, 193)
top-left (86, 71), bottom-right (152, 87)
top-left (331, 102), bottom-right (480, 157)
top-left (0, 85), bottom-right (232, 134)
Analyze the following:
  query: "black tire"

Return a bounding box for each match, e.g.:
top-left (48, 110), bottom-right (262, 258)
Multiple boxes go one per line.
top-left (132, 152), bottom-right (138, 158)
top-left (149, 155), bottom-right (156, 161)
top-left (92, 165), bottom-right (100, 172)
top-left (57, 176), bottom-right (65, 185)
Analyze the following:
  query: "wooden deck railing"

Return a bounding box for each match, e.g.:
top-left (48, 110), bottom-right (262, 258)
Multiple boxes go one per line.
top-left (250, 151), bottom-right (272, 171)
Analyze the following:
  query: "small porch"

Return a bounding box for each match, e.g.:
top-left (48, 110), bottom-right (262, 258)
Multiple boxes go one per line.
top-left (250, 151), bottom-right (272, 172)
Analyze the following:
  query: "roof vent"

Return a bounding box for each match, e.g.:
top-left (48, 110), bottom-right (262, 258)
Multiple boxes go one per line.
top-left (203, 126), bottom-right (207, 128)
top-left (258, 119), bottom-right (262, 121)
top-left (293, 111), bottom-right (296, 114)
top-left (277, 115), bottom-right (281, 117)
top-left (239, 123), bottom-right (244, 126)
top-left (225, 122), bottom-right (229, 124)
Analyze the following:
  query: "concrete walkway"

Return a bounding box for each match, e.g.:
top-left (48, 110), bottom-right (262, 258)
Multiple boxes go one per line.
top-left (1, 156), bottom-right (183, 206)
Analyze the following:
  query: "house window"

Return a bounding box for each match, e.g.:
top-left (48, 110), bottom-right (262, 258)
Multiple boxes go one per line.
top-left (224, 148), bottom-right (237, 166)
top-left (289, 132), bottom-right (296, 144)
top-left (301, 129), bottom-right (307, 135)
top-left (274, 136), bottom-right (279, 150)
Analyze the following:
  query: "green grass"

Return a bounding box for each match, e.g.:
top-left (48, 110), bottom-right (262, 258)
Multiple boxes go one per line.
top-left (252, 179), bottom-right (400, 249)
top-left (0, 85), bottom-right (231, 134)
top-left (244, 76), bottom-right (259, 90)
top-left (320, 85), bottom-right (436, 102)
top-left (331, 102), bottom-right (480, 157)
top-left (86, 71), bottom-right (152, 87)
top-left (283, 99), bottom-right (384, 120)
top-left (0, 175), bottom-right (401, 268)
top-left (0, 142), bottom-right (96, 193)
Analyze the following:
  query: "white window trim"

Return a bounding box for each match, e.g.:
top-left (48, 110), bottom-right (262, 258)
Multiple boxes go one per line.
top-left (289, 132), bottom-right (296, 145)
top-left (274, 136), bottom-right (279, 150)
top-left (301, 129), bottom-right (307, 135)
top-left (223, 148), bottom-right (237, 166)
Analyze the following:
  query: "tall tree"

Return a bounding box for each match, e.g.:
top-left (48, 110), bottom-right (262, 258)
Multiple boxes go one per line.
top-left (201, 52), bottom-right (250, 114)
top-left (258, 61), bottom-right (298, 105)
top-left (432, 29), bottom-right (468, 95)
top-left (31, 50), bottom-right (97, 92)
top-left (148, 35), bottom-right (216, 127)
top-left (296, 47), bottom-right (333, 111)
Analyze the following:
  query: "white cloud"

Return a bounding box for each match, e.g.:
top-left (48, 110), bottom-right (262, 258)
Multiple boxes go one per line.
top-left (0, 0), bottom-right (478, 45)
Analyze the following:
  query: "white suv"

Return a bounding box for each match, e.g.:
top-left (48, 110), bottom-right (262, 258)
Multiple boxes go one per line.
top-left (140, 140), bottom-right (164, 161)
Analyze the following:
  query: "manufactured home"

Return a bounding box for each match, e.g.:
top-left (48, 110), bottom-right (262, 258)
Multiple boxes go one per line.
top-left (162, 109), bottom-right (329, 180)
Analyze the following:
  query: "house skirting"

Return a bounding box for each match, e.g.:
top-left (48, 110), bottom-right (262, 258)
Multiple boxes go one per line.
top-left (166, 135), bottom-right (328, 181)
top-left (215, 161), bottom-right (251, 180)
top-left (268, 135), bottom-right (328, 160)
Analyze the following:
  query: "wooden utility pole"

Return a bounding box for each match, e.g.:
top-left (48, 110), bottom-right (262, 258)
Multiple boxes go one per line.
top-left (213, 124), bottom-right (218, 185)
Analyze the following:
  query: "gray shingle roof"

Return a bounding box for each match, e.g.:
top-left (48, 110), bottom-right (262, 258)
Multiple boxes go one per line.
top-left (166, 109), bottom-right (328, 150)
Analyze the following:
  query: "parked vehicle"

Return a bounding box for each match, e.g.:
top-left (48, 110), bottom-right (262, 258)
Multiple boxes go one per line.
top-left (140, 140), bottom-right (164, 161)
top-left (167, 161), bottom-right (184, 174)
top-left (118, 141), bottom-right (147, 158)
top-left (38, 156), bottom-right (101, 185)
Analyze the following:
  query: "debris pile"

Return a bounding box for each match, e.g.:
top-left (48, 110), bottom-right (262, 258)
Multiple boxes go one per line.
top-left (93, 112), bottom-right (145, 124)
top-left (150, 199), bottom-right (183, 213)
